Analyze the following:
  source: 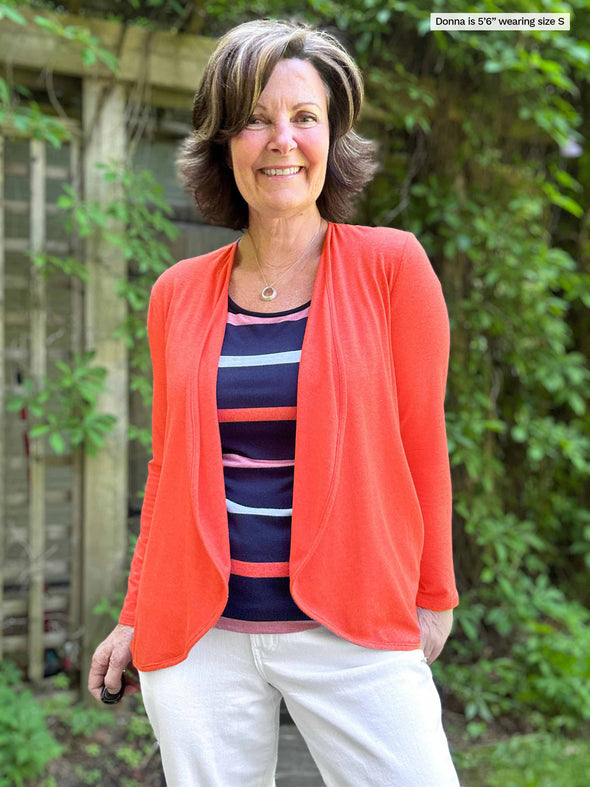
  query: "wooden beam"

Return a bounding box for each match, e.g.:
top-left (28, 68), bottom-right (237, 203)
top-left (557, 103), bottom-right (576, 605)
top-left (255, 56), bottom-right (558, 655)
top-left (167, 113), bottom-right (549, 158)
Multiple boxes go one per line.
top-left (0, 8), bottom-right (216, 95)
top-left (7, 489), bottom-right (71, 507)
top-left (3, 594), bottom-right (69, 617)
top-left (4, 558), bottom-right (70, 583)
top-left (80, 78), bottom-right (128, 689)
top-left (4, 630), bottom-right (66, 655)
top-left (28, 138), bottom-right (47, 684)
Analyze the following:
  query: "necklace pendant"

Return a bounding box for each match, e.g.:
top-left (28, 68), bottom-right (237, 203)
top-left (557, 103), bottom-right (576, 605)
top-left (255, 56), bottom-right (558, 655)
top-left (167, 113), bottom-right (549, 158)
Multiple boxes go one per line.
top-left (261, 285), bottom-right (278, 301)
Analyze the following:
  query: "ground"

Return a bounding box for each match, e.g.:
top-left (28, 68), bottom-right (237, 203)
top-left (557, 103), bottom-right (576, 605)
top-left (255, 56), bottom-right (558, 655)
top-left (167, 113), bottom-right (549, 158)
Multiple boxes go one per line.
top-left (35, 692), bottom-right (469, 787)
top-left (30, 689), bottom-right (590, 786)
top-left (40, 696), bottom-right (327, 786)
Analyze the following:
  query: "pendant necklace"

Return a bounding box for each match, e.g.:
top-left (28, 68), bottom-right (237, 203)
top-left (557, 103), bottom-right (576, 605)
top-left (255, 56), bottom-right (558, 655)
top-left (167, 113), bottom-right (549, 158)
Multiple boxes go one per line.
top-left (247, 221), bottom-right (323, 301)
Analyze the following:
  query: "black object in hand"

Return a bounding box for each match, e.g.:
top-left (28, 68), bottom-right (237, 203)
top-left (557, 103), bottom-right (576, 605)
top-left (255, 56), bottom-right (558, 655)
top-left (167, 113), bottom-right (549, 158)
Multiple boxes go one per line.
top-left (100, 672), bottom-right (126, 704)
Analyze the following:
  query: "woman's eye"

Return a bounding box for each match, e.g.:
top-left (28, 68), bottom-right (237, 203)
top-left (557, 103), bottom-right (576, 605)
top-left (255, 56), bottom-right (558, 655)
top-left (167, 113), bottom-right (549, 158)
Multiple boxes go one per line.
top-left (245, 113), bottom-right (317, 128)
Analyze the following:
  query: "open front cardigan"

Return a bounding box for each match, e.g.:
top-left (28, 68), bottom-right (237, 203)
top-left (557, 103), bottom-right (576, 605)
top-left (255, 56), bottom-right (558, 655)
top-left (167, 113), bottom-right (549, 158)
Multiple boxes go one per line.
top-left (119, 222), bottom-right (459, 671)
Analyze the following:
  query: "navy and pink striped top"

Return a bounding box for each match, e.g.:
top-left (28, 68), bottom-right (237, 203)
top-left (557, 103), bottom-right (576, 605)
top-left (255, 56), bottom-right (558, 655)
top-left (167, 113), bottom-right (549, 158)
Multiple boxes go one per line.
top-left (214, 295), bottom-right (321, 634)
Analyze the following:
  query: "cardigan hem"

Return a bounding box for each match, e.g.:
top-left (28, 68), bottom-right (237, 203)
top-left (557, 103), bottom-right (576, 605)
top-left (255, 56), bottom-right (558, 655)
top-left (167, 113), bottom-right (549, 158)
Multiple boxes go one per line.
top-left (132, 606), bottom-right (227, 672)
top-left (287, 594), bottom-right (422, 651)
top-left (135, 628), bottom-right (423, 671)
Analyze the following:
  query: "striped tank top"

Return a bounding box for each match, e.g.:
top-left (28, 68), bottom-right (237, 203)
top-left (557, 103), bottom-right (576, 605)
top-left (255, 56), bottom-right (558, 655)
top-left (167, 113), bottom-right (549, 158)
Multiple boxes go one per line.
top-left (214, 295), bottom-right (321, 633)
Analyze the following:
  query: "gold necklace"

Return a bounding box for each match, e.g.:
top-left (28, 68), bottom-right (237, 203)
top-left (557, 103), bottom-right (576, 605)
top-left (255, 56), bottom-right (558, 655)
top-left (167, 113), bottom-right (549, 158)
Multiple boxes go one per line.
top-left (247, 221), bottom-right (323, 301)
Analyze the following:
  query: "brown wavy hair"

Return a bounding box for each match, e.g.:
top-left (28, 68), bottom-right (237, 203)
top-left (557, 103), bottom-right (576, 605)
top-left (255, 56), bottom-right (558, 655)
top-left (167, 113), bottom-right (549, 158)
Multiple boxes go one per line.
top-left (177, 19), bottom-right (377, 230)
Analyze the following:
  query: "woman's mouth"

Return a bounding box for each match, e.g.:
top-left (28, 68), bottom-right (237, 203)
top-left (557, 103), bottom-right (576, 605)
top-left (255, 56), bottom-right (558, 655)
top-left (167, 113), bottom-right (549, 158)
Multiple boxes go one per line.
top-left (260, 166), bottom-right (303, 176)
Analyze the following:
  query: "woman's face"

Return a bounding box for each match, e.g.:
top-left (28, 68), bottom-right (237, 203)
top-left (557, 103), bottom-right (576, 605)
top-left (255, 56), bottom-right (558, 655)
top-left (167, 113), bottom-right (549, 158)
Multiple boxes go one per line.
top-left (229, 58), bottom-right (330, 223)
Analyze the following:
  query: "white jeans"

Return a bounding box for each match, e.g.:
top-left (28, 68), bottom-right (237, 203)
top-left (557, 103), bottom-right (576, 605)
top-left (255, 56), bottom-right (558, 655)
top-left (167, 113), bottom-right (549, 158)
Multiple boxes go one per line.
top-left (139, 625), bottom-right (459, 786)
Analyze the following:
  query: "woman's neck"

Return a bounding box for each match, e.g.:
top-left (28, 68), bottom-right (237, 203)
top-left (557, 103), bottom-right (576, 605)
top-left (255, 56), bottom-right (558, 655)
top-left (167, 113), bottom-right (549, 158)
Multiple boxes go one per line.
top-left (244, 209), bottom-right (325, 273)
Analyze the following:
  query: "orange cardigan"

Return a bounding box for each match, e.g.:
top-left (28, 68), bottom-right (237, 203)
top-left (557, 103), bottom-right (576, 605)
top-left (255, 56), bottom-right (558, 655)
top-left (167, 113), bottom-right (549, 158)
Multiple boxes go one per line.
top-left (120, 223), bottom-right (459, 671)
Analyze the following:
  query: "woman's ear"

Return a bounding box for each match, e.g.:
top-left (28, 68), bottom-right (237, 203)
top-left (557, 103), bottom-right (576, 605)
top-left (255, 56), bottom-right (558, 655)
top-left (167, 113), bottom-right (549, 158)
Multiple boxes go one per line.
top-left (226, 147), bottom-right (233, 170)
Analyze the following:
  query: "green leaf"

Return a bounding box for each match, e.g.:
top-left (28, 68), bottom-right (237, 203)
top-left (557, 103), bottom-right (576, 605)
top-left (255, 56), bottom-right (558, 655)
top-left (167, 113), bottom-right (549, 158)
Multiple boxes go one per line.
top-left (29, 424), bottom-right (51, 437)
top-left (511, 426), bottom-right (528, 443)
top-left (82, 48), bottom-right (97, 67)
top-left (6, 398), bottom-right (25, 411)
top-left (0, 5), bottom-right (25, 24)
top-left (33, 15), bottom-right (60, 33)
top-left (0, 78), bottom-right (11, 105)
top-left (55, 360), bottom-right (72, 375)
top-left (49, 432), bottom-right (66, 454)
top-left (548, 193), bottom-right (584, 218)
top-left (96, 49), bottom-right (120, 76)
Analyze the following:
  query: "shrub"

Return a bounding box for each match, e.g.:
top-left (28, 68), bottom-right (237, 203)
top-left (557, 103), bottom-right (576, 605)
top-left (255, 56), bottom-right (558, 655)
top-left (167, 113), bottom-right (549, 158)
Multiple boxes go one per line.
top-left (0, 662), bottom-right (62, 786)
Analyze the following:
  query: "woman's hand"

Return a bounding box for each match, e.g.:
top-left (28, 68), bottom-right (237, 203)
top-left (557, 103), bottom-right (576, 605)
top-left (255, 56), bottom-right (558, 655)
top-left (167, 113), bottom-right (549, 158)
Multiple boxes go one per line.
top-left (417, 607), bottom-right (454, 665)
top-left (87, 623), bottom-right (141, 702)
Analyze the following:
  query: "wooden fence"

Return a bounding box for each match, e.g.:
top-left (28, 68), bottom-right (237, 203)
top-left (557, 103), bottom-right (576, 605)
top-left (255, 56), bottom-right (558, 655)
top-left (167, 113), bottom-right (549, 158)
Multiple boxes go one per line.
top-left (0, 133), bottom-right (84, 681)
top-left (0, 8), bottom-right (231, 687)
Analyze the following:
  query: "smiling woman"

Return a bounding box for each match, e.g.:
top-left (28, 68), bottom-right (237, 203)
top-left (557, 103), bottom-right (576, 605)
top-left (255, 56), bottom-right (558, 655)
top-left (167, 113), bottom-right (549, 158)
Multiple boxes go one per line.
top-left (88, 18), bottom-right (460, 787)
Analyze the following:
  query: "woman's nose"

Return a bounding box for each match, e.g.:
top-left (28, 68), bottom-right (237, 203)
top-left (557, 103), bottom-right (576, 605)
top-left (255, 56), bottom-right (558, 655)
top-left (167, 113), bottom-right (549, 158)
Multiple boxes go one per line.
top-left (267, 119), bottom-right (297, 154)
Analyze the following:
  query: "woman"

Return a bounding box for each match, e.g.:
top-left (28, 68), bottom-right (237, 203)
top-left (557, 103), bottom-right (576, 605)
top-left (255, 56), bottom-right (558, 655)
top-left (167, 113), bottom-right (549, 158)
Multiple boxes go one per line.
top-left (89, 19), bottom-right (460, 786)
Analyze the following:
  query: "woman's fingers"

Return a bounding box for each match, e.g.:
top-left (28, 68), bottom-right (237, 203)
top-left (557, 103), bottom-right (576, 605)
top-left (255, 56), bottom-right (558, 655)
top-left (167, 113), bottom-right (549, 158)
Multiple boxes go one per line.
top-left (88, 645), bottom-right (111, 701)
top-left (104, 661), bottom-right (127, 694)
top-left (87, 624), bottom-right (135, 701)
top-left (417, 607), bottom-right (454, 665)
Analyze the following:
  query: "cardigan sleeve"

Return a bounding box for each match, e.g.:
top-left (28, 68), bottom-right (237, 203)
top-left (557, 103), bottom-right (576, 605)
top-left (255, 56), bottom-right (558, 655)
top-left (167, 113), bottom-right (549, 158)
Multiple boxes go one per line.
top-left (119, 282), bottom-right (167, 625)
top-left (390, 233), bottom-right (459, 611)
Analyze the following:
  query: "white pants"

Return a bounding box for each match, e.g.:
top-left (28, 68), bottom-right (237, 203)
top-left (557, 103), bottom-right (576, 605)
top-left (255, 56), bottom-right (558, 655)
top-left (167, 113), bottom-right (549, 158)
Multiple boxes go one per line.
top-left (139, 625), bottom-right (459, 786)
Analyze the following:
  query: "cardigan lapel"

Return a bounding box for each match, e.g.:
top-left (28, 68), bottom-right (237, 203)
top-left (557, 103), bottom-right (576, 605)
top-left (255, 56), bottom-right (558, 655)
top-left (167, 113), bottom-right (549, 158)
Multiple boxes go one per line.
top-left (291, 223), bottom-right (345, 577)
top-left (188, 243), bottom-right (236, 579)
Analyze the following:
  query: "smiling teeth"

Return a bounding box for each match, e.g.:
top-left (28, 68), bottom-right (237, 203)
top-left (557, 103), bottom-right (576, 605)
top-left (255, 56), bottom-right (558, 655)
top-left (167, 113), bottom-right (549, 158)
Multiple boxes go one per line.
top-left (262, 167), bottom-right (301, 175)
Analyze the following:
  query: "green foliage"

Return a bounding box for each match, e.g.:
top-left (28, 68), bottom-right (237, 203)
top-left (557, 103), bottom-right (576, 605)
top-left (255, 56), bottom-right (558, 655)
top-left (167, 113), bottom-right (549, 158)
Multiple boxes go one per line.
top-left (400, 83), bottom-right (589, 732)
top-left (74, 766), bottom-right (103, 785)
top-left (61, 703), bottom-right (119, 737)
top-left (9, 161), bottom-right (178, 455)
top-left (31, 14), bottom-right (120, 74)
top-left (56, 162), bottom-right (179, 409)
top-left (93, 535), bottom-right (137, 622)
top-left (0, 86), bottom-right (71, 147)
top-left (93, 591), bottom-right (127, 623)
top-left (6, 350), bottom-right (117, 456)
top-left (455, 733), bottom-right (590, 787)
top-left (126, 713), bottom-right (153, 739)
top-left (0, 662), bottom-right (62, 786)
top-left (442, 582), bottom-right (590, 733)
top-left (42, 676), bottom-right (119, 738)
top-left (32, 251), bottom-right (90, 281)
top-left (116, 744), bottom-right (144, 768)
top-left (0, 1), bottom-right (119, 145)
top-left (40, 684), bottom-right (157, 784)
top-left (0, 1), bottom-right (119, 73)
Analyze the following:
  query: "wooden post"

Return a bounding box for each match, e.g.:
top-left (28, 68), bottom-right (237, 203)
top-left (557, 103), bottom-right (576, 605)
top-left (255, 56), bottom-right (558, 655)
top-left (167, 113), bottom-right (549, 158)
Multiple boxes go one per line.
top-left (68, 136), bottom-right (84, 654)
top-left (0, 136), bottom-right (5, 661)
top-left (81, 78), bottom-right (128, 685)
top-left (28, 138), bottom-right (47, 683)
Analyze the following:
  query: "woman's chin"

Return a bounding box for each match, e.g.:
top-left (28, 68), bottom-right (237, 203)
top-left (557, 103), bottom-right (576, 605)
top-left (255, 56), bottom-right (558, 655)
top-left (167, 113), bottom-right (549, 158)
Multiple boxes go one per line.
top-left (250, 197), bottom-right (321, 222)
